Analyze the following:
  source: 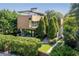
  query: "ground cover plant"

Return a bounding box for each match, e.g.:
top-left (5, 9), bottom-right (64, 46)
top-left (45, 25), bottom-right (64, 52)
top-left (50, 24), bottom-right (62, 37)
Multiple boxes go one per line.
top-left (50, 45), bottom-right (79, 56)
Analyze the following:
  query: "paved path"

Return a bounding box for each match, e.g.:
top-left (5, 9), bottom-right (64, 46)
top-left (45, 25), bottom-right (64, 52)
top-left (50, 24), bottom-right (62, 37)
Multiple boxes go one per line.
top-left (0, 51), bottom-right (15, 56)
top-left (43, 37), bottom-right (48, 43)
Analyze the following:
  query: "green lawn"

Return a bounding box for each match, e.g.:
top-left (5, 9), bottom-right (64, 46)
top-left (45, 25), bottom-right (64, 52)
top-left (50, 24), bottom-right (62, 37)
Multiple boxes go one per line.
top-left (38, 44), bottom-right (52, 53)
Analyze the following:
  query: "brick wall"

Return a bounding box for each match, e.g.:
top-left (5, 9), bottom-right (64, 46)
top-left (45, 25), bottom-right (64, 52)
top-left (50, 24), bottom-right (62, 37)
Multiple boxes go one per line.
top-left (17, 15), bottom-right (30, 29)
top-left (17, 15), bottom-right (44, 29)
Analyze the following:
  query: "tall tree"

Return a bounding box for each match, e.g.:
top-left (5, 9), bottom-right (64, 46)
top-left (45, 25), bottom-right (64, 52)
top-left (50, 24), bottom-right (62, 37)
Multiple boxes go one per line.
top-left (46, 10), bottom-right (63, 39)
top-left (35, 18), bottom-right (46, 39)
top-left (44, 16), bottom-right (48, 35)
top-left (48, 17), bottom-right (57, 39)
top-left (64, 3), bottom-right (79, 48)
top-left (46, 10), bottom-right (63, 30)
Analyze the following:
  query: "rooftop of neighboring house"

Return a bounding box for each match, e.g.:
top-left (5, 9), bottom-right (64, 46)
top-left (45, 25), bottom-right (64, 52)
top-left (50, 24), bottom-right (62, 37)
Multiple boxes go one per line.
top-left (18, 8), bottom-right (46, 16)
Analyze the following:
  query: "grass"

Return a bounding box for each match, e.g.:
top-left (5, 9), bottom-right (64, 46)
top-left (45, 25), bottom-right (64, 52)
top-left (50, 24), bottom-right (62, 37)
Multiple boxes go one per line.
top-left (38, 44), bottom-right (52, 53)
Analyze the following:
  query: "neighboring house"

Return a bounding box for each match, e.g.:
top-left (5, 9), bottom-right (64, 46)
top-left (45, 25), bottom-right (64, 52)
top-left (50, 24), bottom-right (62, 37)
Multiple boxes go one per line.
top-left (17, 8), bottom-right (46, 36)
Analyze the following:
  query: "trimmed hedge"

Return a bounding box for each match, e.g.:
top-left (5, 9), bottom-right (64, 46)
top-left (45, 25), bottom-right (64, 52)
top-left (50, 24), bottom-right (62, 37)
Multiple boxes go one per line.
top-left (0, 34), bottom-right (41, 56)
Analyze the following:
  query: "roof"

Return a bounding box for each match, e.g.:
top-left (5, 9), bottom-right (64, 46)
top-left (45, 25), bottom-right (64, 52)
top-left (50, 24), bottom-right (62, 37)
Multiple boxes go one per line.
top-left (18, 8), bottom-right (46, 16)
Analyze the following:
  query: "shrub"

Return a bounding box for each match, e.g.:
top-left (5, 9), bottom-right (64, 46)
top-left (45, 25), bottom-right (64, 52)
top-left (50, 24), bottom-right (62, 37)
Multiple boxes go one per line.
top-left (50, 45), bottom-right (79, 56)
top-left (0, 34), bottom-right (41, 56)
top-left (0, 34), bottom-right (13, 51)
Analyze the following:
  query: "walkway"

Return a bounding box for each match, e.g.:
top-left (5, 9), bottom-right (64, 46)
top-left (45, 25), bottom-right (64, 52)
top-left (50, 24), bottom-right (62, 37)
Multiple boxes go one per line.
top-left (0, 51), bottom-right (15, 56)
top-left (43, 37), bottom-right (49, 43)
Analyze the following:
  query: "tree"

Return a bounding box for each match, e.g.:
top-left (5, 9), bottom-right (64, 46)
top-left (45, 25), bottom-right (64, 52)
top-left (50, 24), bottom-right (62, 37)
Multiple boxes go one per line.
top-left (46, 10), bottom-right (63, 31)
top-left (48, 17), bottom-right (57, 39)
top-left (36, 10), bottom-right (63, 39)
top-left (35, 18), bottom-right (46, 39)
top-left (0, 9), bottom-right (17, 35)
top-left (46, 10), bottom-right (63, 39)
top-left (70, 3), bottom-right (79, 12)
top-left (64, 4), bottom-right (79, 48)
top-left (64, 16), bottom-right (78, 48)
top-left (44, 16), bottom-right (48, 34)
top-left (0, 17), bottom-right (10, 34)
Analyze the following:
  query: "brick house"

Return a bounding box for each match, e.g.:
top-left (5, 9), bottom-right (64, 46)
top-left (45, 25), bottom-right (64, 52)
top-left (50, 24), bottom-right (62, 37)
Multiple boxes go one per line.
top-left (17, 8), bottom-right (46, 36)
top-left (17, 8), bottom-right (63, 37)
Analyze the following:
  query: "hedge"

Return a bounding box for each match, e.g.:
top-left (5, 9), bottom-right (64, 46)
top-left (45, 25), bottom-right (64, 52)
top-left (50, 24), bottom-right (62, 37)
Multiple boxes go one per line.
top-left (0, 34), bottom-right (41, 56)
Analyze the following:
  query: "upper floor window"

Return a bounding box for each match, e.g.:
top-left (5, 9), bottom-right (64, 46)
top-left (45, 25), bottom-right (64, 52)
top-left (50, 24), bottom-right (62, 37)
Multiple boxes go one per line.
top-left (32, 21), bottom-right (39, 28)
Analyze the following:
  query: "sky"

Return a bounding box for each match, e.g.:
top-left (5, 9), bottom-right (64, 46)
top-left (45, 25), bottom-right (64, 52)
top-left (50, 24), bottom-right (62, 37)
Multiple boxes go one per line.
top-left (0, 3), bottom-right (71, 15)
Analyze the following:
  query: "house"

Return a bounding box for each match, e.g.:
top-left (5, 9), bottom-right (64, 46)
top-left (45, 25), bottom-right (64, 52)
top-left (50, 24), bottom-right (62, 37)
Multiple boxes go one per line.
top-left (17, 8), bottom-right (46, 36)
top-left (17, 8), bottom-right (63, 37)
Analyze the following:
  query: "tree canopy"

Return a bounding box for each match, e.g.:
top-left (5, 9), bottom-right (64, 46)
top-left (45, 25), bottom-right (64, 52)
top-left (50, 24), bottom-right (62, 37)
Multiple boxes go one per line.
top-left (64, 3), bottom-right (79, 48)
top-left (0, 9), bottom-right (17, 35)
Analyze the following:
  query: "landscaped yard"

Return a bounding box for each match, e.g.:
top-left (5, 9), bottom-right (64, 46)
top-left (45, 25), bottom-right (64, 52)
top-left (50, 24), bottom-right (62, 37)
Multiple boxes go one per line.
top-left (0, 3), bottom-right (79, 56)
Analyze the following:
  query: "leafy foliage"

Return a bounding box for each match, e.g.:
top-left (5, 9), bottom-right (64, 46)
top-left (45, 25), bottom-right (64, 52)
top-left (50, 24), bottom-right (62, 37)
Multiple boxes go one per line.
top-left (36, 10), bottom-right (63, 39)
top-left (0, 9), bottom-right (17, 35)
top-left (44, 16), bottom-right (49, 34)
top-left (48, 17), bottom-right (57, 39)
top-left (64, 4), bottom-right (79, 48)
top-left (50, 45), bottom-right (79, 56)
top-left (46, 10), bottom-right (63, 39)
top-left (35, 18), bottom-right (46, 39)
top-left (0, 34), bottom-right (41, 56)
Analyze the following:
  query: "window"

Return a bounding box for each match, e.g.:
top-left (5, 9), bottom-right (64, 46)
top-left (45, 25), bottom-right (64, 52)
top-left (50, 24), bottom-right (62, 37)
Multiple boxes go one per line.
top-left (32, 21), bottom-right (38, 28)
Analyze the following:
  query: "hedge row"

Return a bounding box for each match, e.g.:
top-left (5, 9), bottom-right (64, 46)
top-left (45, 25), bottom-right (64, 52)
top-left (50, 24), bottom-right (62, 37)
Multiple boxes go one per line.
top-left (0, 34), bottom-right (41, 56)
